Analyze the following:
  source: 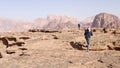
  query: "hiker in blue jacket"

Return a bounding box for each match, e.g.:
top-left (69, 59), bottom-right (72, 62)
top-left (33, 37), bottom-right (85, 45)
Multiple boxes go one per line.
top-left (84, 27), bottom-right (93, 51)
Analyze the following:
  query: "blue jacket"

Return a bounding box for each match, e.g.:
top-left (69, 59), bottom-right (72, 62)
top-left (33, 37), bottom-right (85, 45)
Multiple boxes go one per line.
top-left (84, 29), bottom-right (93, 38)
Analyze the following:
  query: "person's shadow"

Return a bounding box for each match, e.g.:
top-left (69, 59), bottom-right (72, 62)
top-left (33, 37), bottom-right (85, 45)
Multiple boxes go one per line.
top-left (70, 41), bottom-right (85, 50)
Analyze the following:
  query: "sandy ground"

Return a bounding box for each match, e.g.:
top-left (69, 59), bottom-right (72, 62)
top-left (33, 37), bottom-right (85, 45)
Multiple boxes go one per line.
top-left (0, 29), bottom-right (120, 68)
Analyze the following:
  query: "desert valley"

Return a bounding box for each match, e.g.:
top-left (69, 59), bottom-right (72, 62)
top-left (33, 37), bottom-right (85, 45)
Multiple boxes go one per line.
top-left (0, 13), bottom-right (120, 68)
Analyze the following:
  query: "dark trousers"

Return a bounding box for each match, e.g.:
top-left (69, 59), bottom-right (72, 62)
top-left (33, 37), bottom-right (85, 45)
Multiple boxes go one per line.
top-left (85, 37), bottom-right (91, 51)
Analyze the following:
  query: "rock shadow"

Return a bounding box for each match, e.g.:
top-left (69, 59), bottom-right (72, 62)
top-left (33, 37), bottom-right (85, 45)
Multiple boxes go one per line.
top-left (70, 41), bottom-right (85, 50)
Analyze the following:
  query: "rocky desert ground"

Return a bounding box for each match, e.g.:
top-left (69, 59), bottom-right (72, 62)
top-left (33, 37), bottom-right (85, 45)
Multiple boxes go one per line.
top-left (0, 28), bottom-right (120, 68)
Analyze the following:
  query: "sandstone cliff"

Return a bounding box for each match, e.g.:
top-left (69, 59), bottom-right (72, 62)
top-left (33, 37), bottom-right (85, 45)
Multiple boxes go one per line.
top-left (92, 13), bottom-right (120, 28)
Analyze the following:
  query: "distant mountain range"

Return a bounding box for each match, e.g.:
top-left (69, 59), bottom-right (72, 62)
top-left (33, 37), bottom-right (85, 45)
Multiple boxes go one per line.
top-left (0, 15), bottom-right (79, 32)
top-left (0, 13), bottom-right (120, 32)
top-left (80, 16), bottom-right (94, 27)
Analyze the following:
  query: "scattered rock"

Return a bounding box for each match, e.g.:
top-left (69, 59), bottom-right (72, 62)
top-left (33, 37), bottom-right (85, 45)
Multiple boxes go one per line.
top-left (7, 41), bottom-right (25, 47)
top-left (107, 45), bottom-right (120, 51)
top-left (112, 42), bottom-right (116, 46)
top-left (114, 47), bottom-right (120, 51)
top-left (54, 36), bottom-right (59, 39)
top-left (19, 37), bottom-right (30, 40)
top-left (68, 61), bottom-right (73, 64)
top-left (19, 52), bottom-right (30, 56)
top-left (107, 45), bottom-right (114, 50)
top-left (98, 58), bottom-right (104, 63)
top-left (6, 37), bottom-right (17, 42)
top-left (19, 48), bottom-right (29, 56)
top-left (108, 64), bottom-right (113, 68)
top-left (0, 36), bottom-right (27, 58)
top-left (112, 31), bottom-right (117, 34)
top-left (15, 42), bottom-right (25, 46)
top-left (28, 29), bottom-right (38, 32)
top-left (93, 29), bottom-right (96, 32)
top-left (6, 50), bottom-right (15, 54)
top-left (52, 35), bottom-right (59, 39)
top-left (103, 28), bottom-right (108, 33)
top-left (0, 36), bottom-right (24, 48)
top-left (29, 29), bottom-right (60, 33)
top-left (0, 37), bottom-right (9, 48)
top-left (19, 48), bottom-right (28, 50)
top-left (19, 53), bottom-right (30, 56)
top-left (0, 36), bottom-right (17, 42)
top-left (0, 52), bottom-right (3, 58)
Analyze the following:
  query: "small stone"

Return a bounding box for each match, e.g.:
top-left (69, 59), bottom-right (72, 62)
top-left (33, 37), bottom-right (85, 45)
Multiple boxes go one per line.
top-left (0, 52), bottom-right (3, 58)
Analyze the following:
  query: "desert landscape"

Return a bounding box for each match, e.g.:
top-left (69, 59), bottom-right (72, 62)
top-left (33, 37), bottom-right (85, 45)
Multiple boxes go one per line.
top-left (0, 13), bottom-right (120, 68)
top-left (0, 28), bottom-right (120, 68)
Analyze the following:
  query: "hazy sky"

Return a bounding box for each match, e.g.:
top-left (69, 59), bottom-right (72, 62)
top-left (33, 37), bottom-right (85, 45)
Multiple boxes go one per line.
top-left (0, 0), bottom-right (120, 20)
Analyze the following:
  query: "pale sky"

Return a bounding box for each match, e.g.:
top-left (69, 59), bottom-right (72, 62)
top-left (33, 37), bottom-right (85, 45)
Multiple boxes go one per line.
top-left (0, 0), bottom-right (120, 21)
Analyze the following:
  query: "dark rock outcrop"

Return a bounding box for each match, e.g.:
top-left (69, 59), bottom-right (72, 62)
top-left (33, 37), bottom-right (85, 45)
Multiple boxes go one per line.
top-left (0, 36), bottom-right (25, 48)
top-left (0, 52), bottom-right (3, 58)
top-left (6, 50), bottom-right (15, 54)
top-left (19, 37), bottom-right (30, 40)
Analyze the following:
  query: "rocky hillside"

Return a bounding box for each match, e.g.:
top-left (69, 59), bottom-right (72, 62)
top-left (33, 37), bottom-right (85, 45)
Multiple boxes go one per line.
top-left (0, 18), bottom-right (33, 32)
top-left (43, 15), bottom-right (78, 30)
top-left (92, 13), bottom-right (120, 28)
top-left (0, 15), bottom-right (78, 32)
top-left (0, 13), bottom-right (120, 32)
top-left (80, 16), bottom-right (94, 27)
top-left (33, 18), bottom-right (49, 29)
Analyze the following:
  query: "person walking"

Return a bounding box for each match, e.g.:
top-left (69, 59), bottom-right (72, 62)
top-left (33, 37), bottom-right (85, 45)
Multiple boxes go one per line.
top-left (84, 27), bottom-right (93, 52)
top-left (78, 23), bottom-right (80, 30)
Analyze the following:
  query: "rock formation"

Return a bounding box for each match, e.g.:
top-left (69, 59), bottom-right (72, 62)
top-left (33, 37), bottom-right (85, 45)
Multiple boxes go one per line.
top-left (43, 14), bottom-right (79, 30)
top-left (33, 18), bottom-right (49, 29)
top-left (92, 13), bottom-right (120, 28)
top-left (81, 16), bottom-right (94, 27)
top-left (0, 15), bottom-right (79, 32)
top-left (0, 13), bottom-right (120, 32)
top-left (0, 18), bottom-right (33, 32)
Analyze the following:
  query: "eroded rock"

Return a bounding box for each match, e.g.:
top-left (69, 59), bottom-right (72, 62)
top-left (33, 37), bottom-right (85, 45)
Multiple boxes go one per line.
top-left (19, 37), bottom-right (30, 40)
top-left (6, 50), bottom-right (15, 54)
top-left (0, 52), bottom-right (3, 58)
top-left (107, 45), bottom-right (120, 51)
top-left (19, 48), bottom-right (28, 50)
top-left (92, 13), bottom-right (120, 28)
top-left (0, 36), bottom-right (25, 48)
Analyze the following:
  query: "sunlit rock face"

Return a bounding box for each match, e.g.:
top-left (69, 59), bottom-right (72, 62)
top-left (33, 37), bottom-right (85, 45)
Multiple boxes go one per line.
top-left (92, 13), bottom-right (120, 28)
